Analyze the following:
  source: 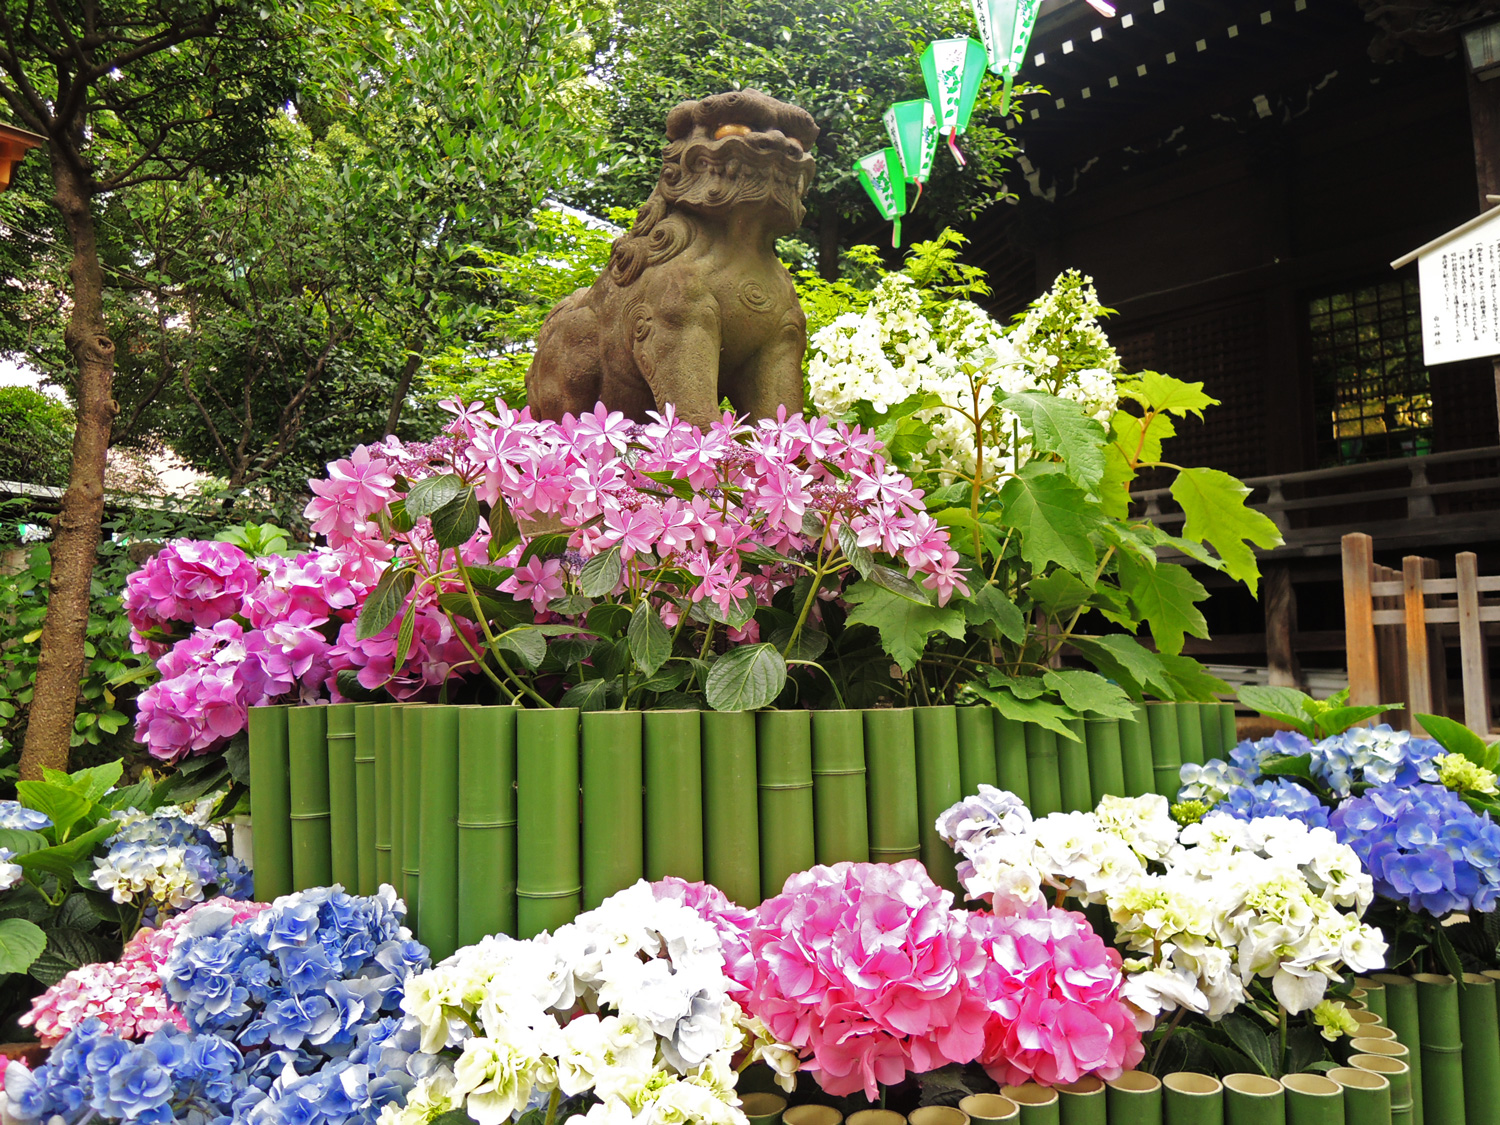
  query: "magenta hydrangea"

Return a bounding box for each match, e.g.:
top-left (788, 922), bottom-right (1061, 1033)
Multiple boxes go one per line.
top-left (124, 539), bottom-right (261, 649)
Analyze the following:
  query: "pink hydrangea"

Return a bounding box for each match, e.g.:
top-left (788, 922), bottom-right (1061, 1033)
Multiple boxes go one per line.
top-left (304, 444), bottom-right (398, 546)
top-left (745, 860), bottom-right (992, 1100)
top-left (124, 539), bottom-right (261, 647)
top-left (650, 876), bottom-right (758, 999)
top-left (22, 897), bottom-right (269, 1046)
top-left (973, 904), bottom-right (1144, 1087)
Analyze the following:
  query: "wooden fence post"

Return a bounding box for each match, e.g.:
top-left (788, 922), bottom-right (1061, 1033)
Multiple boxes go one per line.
top-left (1343, 534), bottom-right (1379, 707)
top-left (1457, 552), bottom-right (1493, 735)
top-left (1403, 555), bottom-right (1433, 731)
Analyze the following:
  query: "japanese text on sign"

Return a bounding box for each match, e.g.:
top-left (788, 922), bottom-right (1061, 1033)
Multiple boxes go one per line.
top-left (1413, 207), bottom-right (1500, 366)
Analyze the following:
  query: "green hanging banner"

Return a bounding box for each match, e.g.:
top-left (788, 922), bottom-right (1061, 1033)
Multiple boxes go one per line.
top-left (854, 147), bottom-right (907, 248)
top-left (920, 38), bottom-right (988, 165)
top-left (969, 0), bottom-right (1042, 112)
top-left (882, 99), bottom-right (939, 208)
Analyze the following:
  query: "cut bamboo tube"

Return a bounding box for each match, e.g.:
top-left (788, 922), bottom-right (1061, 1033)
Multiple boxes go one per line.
top-left (956, 705), bottom-right (999, 795)
top-left (457, 705), bottom-right (517, 942)
top-left (1414, 974), bottom-right (1464, 1125)
top-left (1354, 1027), bottom-right (1398, 1042)
top-left (1058, 718), bottom-right (1093, 813)
top-left (1057, 1076), bottom-right (1105, 1125)
top-left (643, 711), bottom-right (704, 881)
top-left (785, 1109), bottom-right (845, 1125)
top-left (703, 711), bottom-right (761, 903)
top-left (353, 704), bottom-right (377, 894)
top-left (416, 704), bottom-right (460, 960)
top-left (1217, 702), bottom-right (1238, 757)
top-left (864, 708), bottom-right (921, 863)
top-left (326, 703), bottom-right (359, 890)
top-left (848, 1113), bottom-right (906, 1125)
top-left (401, 705), bottom-right (424, 927)
top-left (1224, 1074), bottom-right (1284, 1125)
top-left (994, 714), bottom-right (1031, 803)
top-left (1281, 1074), bottom-right (1344, 1125)
top-left (1458, 974), bottom-right (1499, 1125)
top-left (1350, 1040), bottom-right (1409, 1062)
top-left (908, 1108), bottom-right (967, 1125)
top-left (373, 702), bottom-right (393, 887)
top-left (758, 710), bottom-right (815, 900)
top-left (1370, 974), bottom-right (1423, 1125)
top-left (1147, 702), bottom-right (1183, 796)
top-left (1084, 719), bottom-right (1125, 805)
top-left (287, 706), bottom-right (332, 891)
top-left (1107, 1071), bottom-right (1163, 1125)
top-left (1199, 698), bottom-right (1227, 763)
top-left (1024, 725), bottom-right (1063, 817)
top-left (810, 711), bottom-right (869, 866)
top-left (914, 706), bottom-right (963, 892)
top-left (1119, 704), bottom-right (1155, 797)
top-left (742, 1093), bottom-right (787, 1125)
top-left (388, 703), bottom-right (406, 902)
top-left (1349, 1056), bottom-right (1412, 1125)
top-left (961, 1095), bottom-right (1020, 1124)
top-left (1001, 1084), bottom-right (1061, 1125)
top-left (516, 708), bottom-right (581, 937)
top-left (582, 710), bottom-right (644, 911)
top-left (1330, 1068), bottom-right (1391, 1125)
top-left (247, 705), bottom-right (293, 901)
top-left (1358, 980), bottom-right (1389, 1023)
top-left (1175, 701), bottom-right (1205, 767)
top-left (1164, 1072), bottom-right (1224, 1125)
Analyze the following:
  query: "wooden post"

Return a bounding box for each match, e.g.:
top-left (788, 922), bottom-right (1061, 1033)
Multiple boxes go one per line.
top-left (1343, 534), bottom-right (1380, 707)
top-left (1264, 563), bottom-right (1304, 689)
top-left (1457, 552), bottom-right (1493, 734)
top-left (1403, 555), bottom-right (1433, 730)
top-left (1423, 557), bottom-right (1451, 720)
top-left (1375, 563), bottom-right (1411, 730)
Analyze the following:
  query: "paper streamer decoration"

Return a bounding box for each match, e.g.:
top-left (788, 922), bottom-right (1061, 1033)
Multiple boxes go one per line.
top-left (969, 0), bottom-right (1041, 112)
top-left (854, 148), bottom-right (907, 247)
top-left (920, 38), bottom-right (988, 164)
top-left (882, 99), bottom-right (939, 207)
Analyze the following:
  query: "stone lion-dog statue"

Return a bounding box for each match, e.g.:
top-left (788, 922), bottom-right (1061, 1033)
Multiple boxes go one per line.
top-left (525, 90), bottom-right (819, 426)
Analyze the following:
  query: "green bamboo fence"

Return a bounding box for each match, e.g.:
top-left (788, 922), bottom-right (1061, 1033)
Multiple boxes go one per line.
top-left (1329, 1068), bottom-right (1391, 1125)
top-left (582, 710), bottom-right (644, 910)
top-left (1280, 1074), bottom-right (1343, 1125)
top-left (995, 715), bottom-right (1032, 803)
top-left (1107, 1072), bottom-right (1164, 1125)
top-left (353, 704), bottom-right (377, 894)
top-left (703, 711), bottom-right (761, 904)
top-left (373, 703), bottom-right (393, 887)
top-left (643, 711), bottom-right (704, 881)
top-left (417, 704), bottom-right (460, 961)
top-left (864, 708), bottom-right (921, 863)
top-left (1059, 718), bottom-right (1093, 813)
top-left (287, 705), bottom-right (332, 890)
top-left (1415, 974), bottom-right (1464, 1125)
top-left (758, 710), bottom-right (815, 900)
top-left (1224, 1075), bottom-right (1284, 1125)
top-left (1058, 1076), bottom-right (1107, 1125)
top-left (1084, 719), bottom-right (1125, 808)
top-left (956, 705), bottom-right (999, 795)
top-left (1164, 1072), bottom-right (1223, 1125)
top-left (1147, 702), bottom-right (1183, 797)
top-left (247, 704), bottom-right (292, 900)
top-left (457, 705), bottom-right (517, 944)
top-left (401, 705), bottom-right (424, 926)
top-left (1119, 705), bottom-right (1155, 798)
top-left (516, 707), bottom-right (580, 938)
top-left (1175, 701), bottom-right (1205, 768)
top-left (388, 704), bottom-right (406, 901)
top-left (914, 705), bottom-right (962, 892)
top-left (1459, 974), bottom-right (1500, 1125)
top-left (326, 702), bottom-right (359, 890)
top-left (1373, 974), bottom-right (1423, 1125)
top-left (1025, 725), bottom-right (1064, 817)
top-left (810, 711), bottom-right (869, 866)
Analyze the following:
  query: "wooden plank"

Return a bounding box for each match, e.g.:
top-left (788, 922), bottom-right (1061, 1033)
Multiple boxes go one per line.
top-left (1374, 563), bottom-right (1410, 729)
top-left (1423, 557), bottom-right (1450, 723)
top-left (1374, 607), bottom-right (1500, 624)
top-left (1403, 555), bottom-right (1433, 731)
top-left (1264, 564), bottom-right (1303, 688)
top-left (1457, 552), bottom-right (1494, 734)
top-left (1342, 534), bottom-right (1380, 708)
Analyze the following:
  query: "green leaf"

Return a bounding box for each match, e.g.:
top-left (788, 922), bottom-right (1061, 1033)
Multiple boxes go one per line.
top-left (1237, 685), bottom-right (1318, 738)
top-left (1124, 371), bottom-right (1218, 418)
top-left (866, 563), bottom-right (933, 604)
top-left (1313, 706), bottom-right (1392, 739)
top-left (962, 585), bottom-right (1027, 644)
top-left (836, 525), bottom-right (875, 577)
top-left (967, 683), bottom-right (1078, 740)
top-left (0, 829), bottom-right (48, 857)
top-left (769, 626), bottom-right (829, 662)
top-left (559, 679), bottom-right (615, 711)
top-left (404, 473), bottom-right (463, 519)
top-left (639, 469), bottom-right (694, 501)
top-left (356, 566), bottom-right (414, 641)
top-left (14, 782), bottom-right (93, 839)
top-left (495, 627), bottom-right (547, 670)
top-left (1000, 390), bottom-right (1106, 490)
top-left (519, 533), bottom-right (571, 565)
top-left (1220, 1013), bottom-right (1279, 1077)
top-left (997, 469), bottom-right (1100, 574)
top-left (1116, 555), bottom-right (1209, 656)
top-left (0, 919), bottom-right (45, 976)
top-left (29, 927), bottom-right (110, 986)
top-left (46, 761), bottom-right (123, 803)
top-left (1260, 753), bottom-right (1316, 784)
top-left (586, 603), bottom-right (632, 640)
top-left (1042, 669), bottom-right (1137, 720)
top-left (1157, 654), bottom-right (1232, 701)
top-left (57, 893), bottom-right (107, 933)
top-left (704, 644), bottom-right (787, 712)
top-left (843, 583), bottom-right (967, 673)
top-left (932, 508), bottom-right (1005, 562)
top-left (1029, 571), bottom-right (1094, 618)
top-left (1069, 635), bottom-right (1176, 700)
top-left (430, 487), bottom-right (481, 549)
top-left (18, 821), bottom-right (119, 879)
top-left (1171, 468), bottom-right (1283, 596)
top-left (628, 603), bottom-right (672, 677)
top-left (1110, 409), bottom-right (1178, 467)
top-left (579, 546), bottom-right (623, 598)
top-left (633, 662), bottom-right (690, 694)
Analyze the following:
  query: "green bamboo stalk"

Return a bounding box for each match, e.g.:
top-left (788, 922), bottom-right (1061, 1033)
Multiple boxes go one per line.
top-left (1164, 1073), bottom-right (1224, 1125)
top-left (702, 711), bottom-right (761, 904)
top-left (643, 711), bottom-right (704, 881)
top-left (1058, 718), bottom-right (1093, 813)
top-left (864, 708), bottom-right (921, 863)
top-left (956, 705), bottom-right (998, 795)
top-left (960, 1095), bottom-right (1020, 1124)
top-left (1281, 1074), bottom-right (1344, 1125)
top-left (287, 706), bottom-right (332, 891)
top-left (373, 703), bottom-right (393, 888)
top-left (914, 706), bottom-right (962, 892)
top-left (1330, 1068), bottom-right (1391, 1125)
top-left (1175, 701), bottom-right (1205, 768)
top-left (1056, 1076), bottom-right (1106, 1125)
top-left (1415, 974), bottom-right (1464, 1125)
top-left (1024, 725), bottom-right (1063, 817)
top-left (326, 703), bottom-right (359, 890)
top-left (1148, 702), bottom-right (1184, 797)
top-left (388, 704), bottom-right (405, 897)
top-left (1106, 1072), bottom-right (1163, 1125)
top-left (994, 714), bottom-right (1031, 803)
top-left (1349, 1057), bottom-right (1412, 1125)
top-left (1199, 696), bottom-right (1226, 762)
top-left (417, 705), bottom-right (460, 960)
top-left (401, 705), bottom-right (424, 928)
top-left (1002, 1085), bottom-right (1061, 1125)
top-left (516, 708), bottom-right (581, 937)
top-left (1224, 1074), bottom-right (1285, 1125)
top-left (1218, 703), bottom-right (1238, 757)
top-left (1458, 974), bottom-right (1500, 1125)
top-left (1372, 974), bottom-right (1423, 1125)
top-left (1120, 704), bottom-right (1155, 797)
top-left (247, 705), bottom-right (293, 901)
top-left (810, 711), bottom-right (869, 866)
top-left (1358, 980), bottom-right (1389, 1023)
top-left (353, 704), bottom-right (377, 895)
top-left (458, 705), bottom-right (517, 942)
top-left (582, 710), bottom-right (644, 911)
top-left (758, 710), bottom-right (815, 900)
top-left (1084, 719), bottom-right (1125, 805)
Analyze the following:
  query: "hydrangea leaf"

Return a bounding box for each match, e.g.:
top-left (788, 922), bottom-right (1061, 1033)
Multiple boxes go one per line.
top-left (12, 783), bottom-right (91, 839)
top-left (1115, 555), bottom-right (1208, 656)
top-left (356, 566), bottom-right (414, 641)
top-left (997, 468), bottom-right (1101, 575)
top-left (404, 473), bottom-right (463, 520)
top-left (627, 602), bottom-right (672, 678)
top-left (1028, 571), bottom-right (1094, 618)
top-left (1041, 668), bottom-right (1136, 720)
top-left (1171, 467), bottom-right (1283, 596)
top-left (559, 679), bottom-right (615, 711)
top-left (578, 546), bottom-right (623, 598)
top-left (966, 683), bottom-right (1077, 740)
top-left (999, 391), bottom-right (1107, 490)
top-left (494, 627), bottom-right (547, 670)
top-left (704, 643), bottom-right (787, 711)
top-left (843, 582), bottom-right (966, 673)
top-left (1069, 635), bottom-right (1176, 701)
top-left (0, 918), bottom-right (45, 977)
top-left (28, 926), bottom-right (108, 986)
top-left (1237, 685), bottom-right (1319, 737)
top-left (1312, 705), bottom-right (1391, 739)
top-left (429, 486), bottom-right (481, 550)
top-left (1098, 444), bottom-right (1136, 520)
top-left (1415, 712), bottom-right (1496, 770)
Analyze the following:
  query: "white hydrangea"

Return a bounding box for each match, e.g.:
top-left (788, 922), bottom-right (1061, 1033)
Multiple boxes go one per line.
top-left (0, 848), bottom-right (22, 892)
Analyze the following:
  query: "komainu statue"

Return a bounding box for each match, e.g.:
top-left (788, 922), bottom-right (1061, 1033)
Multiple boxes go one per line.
top-left (525, 90), bottom-right (818, 426)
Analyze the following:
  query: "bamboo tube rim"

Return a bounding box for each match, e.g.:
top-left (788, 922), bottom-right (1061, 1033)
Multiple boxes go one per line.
top-left (1410, 973), bottom-right (1455, 985)
top-left (1351, 1025), bottom-right (1397, 1041)
top-left (1281, 1075), bottom-right (1340, 1096)
top-left (907, 1107), bottom-right (968, 1125)
top-left (1350, 1038), bottom-right (1408, 1057)
top-left (741, 1094), bottom-right (788, 1117)
top-left (1164, 1073), bottom-right (1222, 1096)
top-left (1462, 972), bottom-right (1494, 985)
top-left (1057, 1077), bottom-right (1104, 1095)
top-left (958, 1094), bottom-right (1018, 1121)
top-left (848, 1112), bottom-right (906, 1125)
top-left (1349, 1056), bottom-right (1410, 1077)
top-left (1107, 1072), bottom-right (1162, 1093)
top-left (1223, 1074), bottom-right (1282, 1095)
top-left (1328, 1068), bottom-right (1387, 1092)
top-left (784, 1107), bottom-right (844, 1125)
top-left (999, 1085), bottom-right (1059, 1107)
top-left (1350, 1009), bottom-right (1382, 1025)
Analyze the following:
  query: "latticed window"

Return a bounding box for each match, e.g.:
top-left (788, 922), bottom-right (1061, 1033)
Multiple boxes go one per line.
top-left (1308, 278), bottom-right (1434, 466)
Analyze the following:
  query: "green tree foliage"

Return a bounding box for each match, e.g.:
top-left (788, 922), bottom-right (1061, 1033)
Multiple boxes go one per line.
top-left (0, 388), bottom-right (72, 487)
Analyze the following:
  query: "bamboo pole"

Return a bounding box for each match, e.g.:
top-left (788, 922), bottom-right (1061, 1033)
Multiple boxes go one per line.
top-left (1084, 719), bottom-right (1125, 805)
top-left (758, 710), bottom-right (815, 900)
top-left (1001, 1083), bottom-right (1061, 1125)
top-left (703, 711), bottom-right (761, 904)
top-left (1223, 1074), bottom-right (1284, 1125)
top-left (1164, 1073), bottom-right (1224, 1125)
top-left (957, 705), bottom-right (999, 795)
top-left (1175, 701), bottom-right (1205, 768)
top-left (864, 708), bottom-right (921, 863)
top-left (1058, 718), bottom-right (1093, 813)
top-left (1120, 704), bottom-right (1155, 797)
top-left (1458, 974), bottom-right (1499, 1125)
top-left (1024, 725), bottom-right (1063, 817)
top-left (326, 702), bottom-right (359, 890)
top-left (388, 703), bottom-right (406, 901)
top-left (1217, 702), bottom-right (1238, 758)
top-left (914, 705), bottom-right (962, 892)
top-left (1280, 1074), bottom-right (1343, 1125)
top-left (1200, 696), bottom-right (1227, 763)
top-left (458, 705), bottom-right (517, 942)
top-left (1056, 1076), bottom-right (1105, 1125)
top-left (1330, 1068), bottom-right (1391, 1125)
top-left (582, 710), bottom-right (644, 911)
top-left (1106, 1072), bottom-right (1163, 1125)
top-left (353, 704), bottom-right (377, 895)
top-left (642, 711), bottom-right (704, 881)
top-left (1147, 702), bottom-right (1184, 797)
top-left (994, 714), bottom-right (1031, 803)
top-left (516, 708), bottom-right (581, 937)
top-left (1372, 974), bottom-right (1423, 1125)
top-left (287, 706), bottom-right (332, 891)
top-left (1414, 974), bottom-right (1464, 1125)
top-left (373, 702), bottom-right (393, 888)
top-left (417, 705), bottom-right (460, 960)
top-left (1359, 980), bottom-right (1389, 1023)
top-left (960, 1095), bottom-right (1019, 1124)
top-left (810, 711), bottom-right (869, 866)
top-left (247, 704), bottom-right (293, 901)
top-left (401, 705), bottom-right (424, 928)
top-left (1349, 1056), bottom-right (1412, 1125)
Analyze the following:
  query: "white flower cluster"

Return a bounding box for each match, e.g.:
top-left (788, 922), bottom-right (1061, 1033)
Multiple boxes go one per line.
top-left (939, 788), bottom-right (1386, 1023)
top-left (382, 881), bottom-right (793, 1125)
top-left (806, 271), bottom-right (1121, 482)
top-left (0, 848), bottom-right (22, 892)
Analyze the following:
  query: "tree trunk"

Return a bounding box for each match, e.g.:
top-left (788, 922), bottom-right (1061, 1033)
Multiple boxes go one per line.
top-left (21, 152), bottom-right (118, 779)
top-left (818, 198), bottom-right (841, 282)
top-left (384, 351), bottom-right (423, 438)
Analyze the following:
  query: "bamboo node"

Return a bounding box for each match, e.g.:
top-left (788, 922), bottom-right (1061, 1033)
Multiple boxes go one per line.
top-left (517, 886), bottom-right (584, 899)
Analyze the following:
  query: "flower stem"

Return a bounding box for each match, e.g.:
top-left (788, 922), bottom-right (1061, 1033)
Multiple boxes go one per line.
top-left (1279, 1003), bottom-right (1289, 1075)
top-left (544, 1087), bottom-right (561, 1125)
top-left (1149, 1008), bottom-right (1187, 1073)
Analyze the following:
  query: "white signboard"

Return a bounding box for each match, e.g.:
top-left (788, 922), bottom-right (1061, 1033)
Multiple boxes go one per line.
top-left (1394, 206), bottom-right (1500, 366)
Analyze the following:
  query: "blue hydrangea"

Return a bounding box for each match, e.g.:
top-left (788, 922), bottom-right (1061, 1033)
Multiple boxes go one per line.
top-left (1313, 725), bottom-right (1443, 796)
top-left (91, 811), bottom-right (254, 922)
top-left (1331, 783), bottom-right (1500, 916)
top-left (1218, 778), bottom-right (1331, 827)
top-left (0, 800), bottom-right (51, 832)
